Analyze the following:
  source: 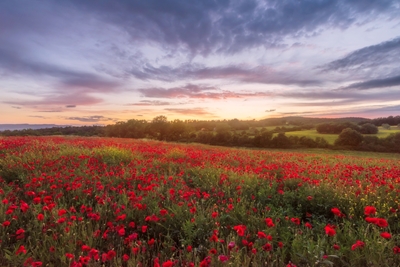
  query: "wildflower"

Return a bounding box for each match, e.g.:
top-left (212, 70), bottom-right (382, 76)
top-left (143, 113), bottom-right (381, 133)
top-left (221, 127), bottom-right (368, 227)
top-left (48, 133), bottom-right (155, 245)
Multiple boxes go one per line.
top-left (324, 224), bottom-right (336, 236)
top-left (257, 231), bottom-right (267, 239)
top-left (199, 256), bottom-right (211, 267)
top-left (380, 232), bottom-right (391, 239)
top-left (331, 207), bottom-right (344, 217)
top-left (37, 214), bottom-right (44, 221)
top-left (2, 221), bottom-right (10, 227)
top-left (263, 243), bottom-right (272, 251)
top-left (162, 260), bottom-right (174, 267)
top-left (333, 244), bottom-right (340, 250)
top-left (228, 241), bottom-right (235, 250)
top-left (122, 254), bottom-right (129, 261)
top-left (351, 240), bottom-right (365, 250)
top-left (233, 225), bottom-right (246, 236)
top-left (364, 206), bottom-right (376, 216)
top-left (376, 218), bottom-right (388, 228)
top-left (290, 218), bottom-right (300, 225)
top-left (16, 245), bottom-right (27, 255)
top-left (218, 255), bottom-right (229, 262)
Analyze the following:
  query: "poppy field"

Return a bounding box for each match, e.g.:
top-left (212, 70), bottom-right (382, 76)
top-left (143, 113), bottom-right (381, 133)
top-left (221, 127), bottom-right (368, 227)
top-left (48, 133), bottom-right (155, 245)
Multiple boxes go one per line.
top-left (0, 136), bottom-right (399, 267)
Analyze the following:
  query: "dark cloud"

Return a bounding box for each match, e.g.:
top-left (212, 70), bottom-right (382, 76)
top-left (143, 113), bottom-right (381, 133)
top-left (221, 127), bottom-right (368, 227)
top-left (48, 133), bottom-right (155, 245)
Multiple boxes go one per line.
top-left (64, 0), bottom-right (398, 54)
top-left (165, 107), bottom-right (215, 116)
top-left (65, 105), bottom-right (76, 108)
top-left (131, 63), bottom-right (321, 86)
top-left (138, 83), bottom-right (272, 99)
top-left (340, 75), bottom-right (400, 90)
top-left (67, 115), bottom-right (116, 122)
top-left (11, 106), bottom-right (21, 109)
top-left (320, 36), bottom-right (400, 73)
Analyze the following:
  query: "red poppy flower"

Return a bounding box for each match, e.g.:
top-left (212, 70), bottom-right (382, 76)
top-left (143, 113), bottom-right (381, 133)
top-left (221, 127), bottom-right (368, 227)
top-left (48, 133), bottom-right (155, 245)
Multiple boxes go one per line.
top-left (324, 225), bottom-right (336, 236)
top-left (380, 232), bottom-right (391, 239)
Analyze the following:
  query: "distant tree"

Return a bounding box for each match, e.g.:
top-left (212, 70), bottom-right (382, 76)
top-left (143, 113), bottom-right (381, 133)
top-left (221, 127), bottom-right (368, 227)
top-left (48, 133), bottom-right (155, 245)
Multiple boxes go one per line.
top-left (253, 131), bottom-right (273, 147)
top-left (150, 116), bottom-right (169, 140)
top-left (271, 133), bottom-right (292, 148)
top-left (382, 123), bottom-right (391, 130)
top-left (298, 136), bottom-right (318, 148)
top-left (359, 123), bottom-right (378, 134)
top-left (334, 128), bottom-right (363, 147)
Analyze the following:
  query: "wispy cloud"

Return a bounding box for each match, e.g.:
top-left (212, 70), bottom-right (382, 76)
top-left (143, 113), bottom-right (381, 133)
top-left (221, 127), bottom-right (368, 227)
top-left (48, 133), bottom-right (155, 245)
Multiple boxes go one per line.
top-left (165, 107), bottom-right (215, 116)
top-left (339, 75), bottom-right (400, 90)
top-left (128, 100), bottom-right (174, 106)
top-left (138, 83), bottom-right (272, 99)
top-left (319, 36), bottom-right (400, 73)
top-left (66, 115), bottom-right (117, 122)
top-left (131, 64), bottom-right (321, 86)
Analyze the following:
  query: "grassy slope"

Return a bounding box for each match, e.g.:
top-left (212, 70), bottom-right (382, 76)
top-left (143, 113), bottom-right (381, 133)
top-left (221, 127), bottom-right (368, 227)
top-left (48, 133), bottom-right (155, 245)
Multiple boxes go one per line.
top-left (282, 126), bottom-right (400, 144)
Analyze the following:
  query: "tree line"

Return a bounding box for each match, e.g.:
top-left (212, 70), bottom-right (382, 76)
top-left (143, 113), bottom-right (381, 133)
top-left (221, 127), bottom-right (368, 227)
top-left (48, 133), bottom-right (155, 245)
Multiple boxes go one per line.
top-left (1, 115), bottom-right (400, 153)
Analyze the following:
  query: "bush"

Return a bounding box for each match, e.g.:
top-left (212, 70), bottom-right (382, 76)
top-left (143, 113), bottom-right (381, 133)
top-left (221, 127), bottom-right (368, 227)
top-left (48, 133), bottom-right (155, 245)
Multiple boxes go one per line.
top-left (334, 128), bottom-right (364, 147)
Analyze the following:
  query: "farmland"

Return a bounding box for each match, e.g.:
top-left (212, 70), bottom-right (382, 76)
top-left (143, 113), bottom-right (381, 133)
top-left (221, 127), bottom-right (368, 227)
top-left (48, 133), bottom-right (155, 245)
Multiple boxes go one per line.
top-left (0, 136), bottom-right (399, 267)
top-left (278, 127), bottom-right (400, 145)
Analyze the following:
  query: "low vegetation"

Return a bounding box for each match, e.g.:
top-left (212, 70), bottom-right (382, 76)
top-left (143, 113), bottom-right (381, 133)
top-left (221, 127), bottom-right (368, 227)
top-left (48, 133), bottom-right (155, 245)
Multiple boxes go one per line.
top-left (0, 136), bottom-right (399, 266)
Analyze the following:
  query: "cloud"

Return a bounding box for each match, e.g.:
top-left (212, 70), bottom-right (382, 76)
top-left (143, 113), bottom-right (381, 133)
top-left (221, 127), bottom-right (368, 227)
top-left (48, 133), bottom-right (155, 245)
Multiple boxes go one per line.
top-left (65, 0), bottom-right (399, 54)
top-left (339, 75), bottom-right (400, 90)
top-left (138, 83), bottom-right (272, 99)
top-left (128, 100), bottom-right (174, 106)
top-left (66, 115), bottom-right (117, 122)
top-left (131, 63), bottom-right (321, 86)
top-left (319, 36), bottom-right (400, 73)
top-left (164, 107), bottom-right (214, 116)
top-left (28, 115), bottom-right (46, 118)
top-left (5, 93), bottom-right (104, 108)
top-left (11, 106), bottom-right (21, 109)
top-left (279, 89), bottom-right (400, 103)
top-left (65, 105), bottom-right (76, 108)
top-left (38, 110), bottom-right (62, 113)
top-left (265, 109), bottom-right (276, 112)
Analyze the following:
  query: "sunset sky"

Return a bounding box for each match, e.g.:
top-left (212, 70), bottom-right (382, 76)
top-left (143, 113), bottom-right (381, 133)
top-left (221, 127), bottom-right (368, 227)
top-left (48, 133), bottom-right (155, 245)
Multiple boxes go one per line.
top-left (1, 0), bottom-right (400, 125)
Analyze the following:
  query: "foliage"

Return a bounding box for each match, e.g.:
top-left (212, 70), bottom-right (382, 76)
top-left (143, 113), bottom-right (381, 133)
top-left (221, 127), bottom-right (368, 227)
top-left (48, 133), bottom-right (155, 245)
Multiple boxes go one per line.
top-left (334, 128), bottom-right (364, 147)
top-left (0, 136), bottom-right (399, 266)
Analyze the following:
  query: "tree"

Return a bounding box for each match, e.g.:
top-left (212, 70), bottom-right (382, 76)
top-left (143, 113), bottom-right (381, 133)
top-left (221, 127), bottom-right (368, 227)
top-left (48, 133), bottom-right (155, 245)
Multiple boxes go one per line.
top-left (271, 133), bottom-right (292, 148)
top-left (359, 123), bottom-right (378, 134)
top-left (334, 128), bottom-right (363, 147)
top-left (150, 116), bottom-right (169, 140)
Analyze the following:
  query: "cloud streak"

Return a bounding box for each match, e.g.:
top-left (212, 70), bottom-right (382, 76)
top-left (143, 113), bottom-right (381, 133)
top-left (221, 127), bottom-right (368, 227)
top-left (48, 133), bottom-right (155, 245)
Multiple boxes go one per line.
top-left (66, 115), bottom-right (117, 123)
top-left (131, 63), bottom-right (321, 86)
top-left (138, 84), bottom-right (272, 99)
top-left (340, 75), bottom-right (400, 90)
top-left (320, 36), bottom-right (400, 73)
top-left (165, 108), bottom-right (215, 116)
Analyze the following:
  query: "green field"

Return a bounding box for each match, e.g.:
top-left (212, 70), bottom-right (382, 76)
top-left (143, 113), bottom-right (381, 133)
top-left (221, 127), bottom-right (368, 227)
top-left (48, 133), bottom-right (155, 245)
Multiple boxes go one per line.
top-left (281, 127), bottom-right (400, 144)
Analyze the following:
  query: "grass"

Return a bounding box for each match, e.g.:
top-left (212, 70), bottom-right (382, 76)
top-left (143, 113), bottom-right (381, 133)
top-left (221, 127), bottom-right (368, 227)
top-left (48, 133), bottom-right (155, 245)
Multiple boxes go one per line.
top-left (276, 126), bottom-right (400, 145)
